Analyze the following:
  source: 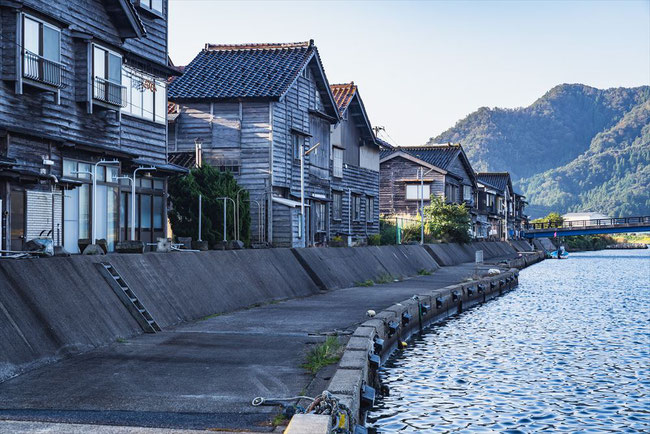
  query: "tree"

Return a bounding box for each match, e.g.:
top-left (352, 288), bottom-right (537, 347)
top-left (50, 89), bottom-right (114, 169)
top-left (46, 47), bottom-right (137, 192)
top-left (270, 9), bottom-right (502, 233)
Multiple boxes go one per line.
top-left (167, 165), bottom-right (250, 247)
top-left (532, 212), bottom-right (564, 226)
top-left (422, 196), bottom-right (471, 243)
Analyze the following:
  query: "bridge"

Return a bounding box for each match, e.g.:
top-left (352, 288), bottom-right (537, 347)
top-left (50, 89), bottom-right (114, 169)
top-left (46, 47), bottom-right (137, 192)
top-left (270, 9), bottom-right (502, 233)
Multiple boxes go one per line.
top-left (522, 216), bottom-right (650, 239)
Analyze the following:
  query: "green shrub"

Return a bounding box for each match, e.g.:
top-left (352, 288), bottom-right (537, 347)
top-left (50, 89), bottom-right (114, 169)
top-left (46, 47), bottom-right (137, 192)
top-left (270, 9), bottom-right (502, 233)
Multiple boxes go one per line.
top-left (368, 234), bottom-right (381, 246)
top-left (380, 219), bottom-right (397, 245)
top-left (168, 165), bottom-right (251, 247)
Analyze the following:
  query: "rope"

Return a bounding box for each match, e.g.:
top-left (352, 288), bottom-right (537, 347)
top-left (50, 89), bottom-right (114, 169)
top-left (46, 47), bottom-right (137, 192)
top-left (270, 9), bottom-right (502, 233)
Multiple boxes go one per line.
top-left (251, 390), bottom-right (354, 433)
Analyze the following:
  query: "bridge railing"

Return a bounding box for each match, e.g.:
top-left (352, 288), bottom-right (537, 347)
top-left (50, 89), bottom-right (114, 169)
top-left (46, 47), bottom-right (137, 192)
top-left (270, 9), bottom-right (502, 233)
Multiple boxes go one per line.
top-left (526, 216), bottom-right (650, 231)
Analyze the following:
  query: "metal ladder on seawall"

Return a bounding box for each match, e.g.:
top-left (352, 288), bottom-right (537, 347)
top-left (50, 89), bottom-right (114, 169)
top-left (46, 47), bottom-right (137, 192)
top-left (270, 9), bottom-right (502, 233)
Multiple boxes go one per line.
top-left (97, 261), bottom-right (161, 333)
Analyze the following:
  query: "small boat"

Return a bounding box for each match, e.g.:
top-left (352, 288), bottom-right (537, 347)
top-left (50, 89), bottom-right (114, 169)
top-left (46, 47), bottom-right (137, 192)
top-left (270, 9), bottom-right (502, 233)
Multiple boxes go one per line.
top-left (549, 250), bottom-right (569, 259)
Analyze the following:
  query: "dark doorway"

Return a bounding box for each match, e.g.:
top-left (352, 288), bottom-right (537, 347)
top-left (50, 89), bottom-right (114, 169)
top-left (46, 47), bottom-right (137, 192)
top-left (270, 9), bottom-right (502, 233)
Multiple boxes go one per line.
top-left (10, 190), bottom-right (25, 251)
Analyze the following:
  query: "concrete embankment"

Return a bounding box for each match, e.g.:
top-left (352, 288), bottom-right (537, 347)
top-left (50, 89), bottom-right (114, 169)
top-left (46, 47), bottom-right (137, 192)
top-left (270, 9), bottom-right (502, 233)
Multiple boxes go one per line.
top-left (0, 241), bottom-right (535, 384)
top-left (292, 245), bottom-right (439, 290)
top-left (287, 252), bottom-right (545, 433)
top-left (0, 249), bottom-right (320, 382)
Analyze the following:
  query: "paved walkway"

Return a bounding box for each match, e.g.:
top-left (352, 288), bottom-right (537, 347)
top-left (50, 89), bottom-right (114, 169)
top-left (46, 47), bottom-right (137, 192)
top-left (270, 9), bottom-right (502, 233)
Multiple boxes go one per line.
top-left (0, 261), bottom-right (499, 432)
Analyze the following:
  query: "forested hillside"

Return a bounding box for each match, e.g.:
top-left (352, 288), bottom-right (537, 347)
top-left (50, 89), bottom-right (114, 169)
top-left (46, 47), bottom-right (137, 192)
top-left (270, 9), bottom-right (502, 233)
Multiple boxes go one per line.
top-left (430, 84), bottom-right (650, 217)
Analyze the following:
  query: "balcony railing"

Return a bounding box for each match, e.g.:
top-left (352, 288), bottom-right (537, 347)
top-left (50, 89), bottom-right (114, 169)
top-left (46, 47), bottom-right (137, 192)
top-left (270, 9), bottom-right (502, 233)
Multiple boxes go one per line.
top-left (93, 77), bottom-right (127, 107)
top-left (23, 50), bottom-right (65, 88)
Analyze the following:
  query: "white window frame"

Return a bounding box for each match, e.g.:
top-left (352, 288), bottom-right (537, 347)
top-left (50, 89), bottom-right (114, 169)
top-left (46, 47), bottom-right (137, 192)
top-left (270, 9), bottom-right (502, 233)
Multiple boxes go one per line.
top-left (463, 185), bottom-right (472, 201)
top-left (21, 14), bottom-right (62, 84)
top-left (406, 184), bottom-right (430, 201)
top-left (139, 0), bottom-right (163, 14)
top-left (333, 147), bottom-right (343, 178)
top-left (122, 65), bottom-right (167, 124)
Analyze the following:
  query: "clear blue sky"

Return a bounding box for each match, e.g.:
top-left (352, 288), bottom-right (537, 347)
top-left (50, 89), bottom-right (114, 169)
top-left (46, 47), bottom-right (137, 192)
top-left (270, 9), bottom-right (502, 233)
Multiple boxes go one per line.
top-left (168, 0), bottom-right (650, 146)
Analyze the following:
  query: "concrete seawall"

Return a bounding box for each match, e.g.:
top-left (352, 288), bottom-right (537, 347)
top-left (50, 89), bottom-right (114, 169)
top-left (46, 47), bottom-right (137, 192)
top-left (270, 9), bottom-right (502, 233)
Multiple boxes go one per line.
top-left (292, 245), bottom-right (440, 290)
top-left (0, 241), bottom-right (537, 384)
top-left (0, 249), bottom-right (320, 382)
top-left (286, 251), bottom-right (545, 433)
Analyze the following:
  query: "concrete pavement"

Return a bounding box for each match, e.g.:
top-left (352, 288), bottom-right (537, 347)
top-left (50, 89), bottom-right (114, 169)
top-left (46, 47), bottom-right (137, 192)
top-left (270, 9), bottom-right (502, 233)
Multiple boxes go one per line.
top-left (0, 261), bottom-right (496, 432)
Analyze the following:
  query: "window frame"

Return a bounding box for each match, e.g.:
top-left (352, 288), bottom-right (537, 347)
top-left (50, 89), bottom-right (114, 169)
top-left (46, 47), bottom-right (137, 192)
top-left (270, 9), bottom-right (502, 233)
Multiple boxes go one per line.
top-left (333, 147), bottom-right (343, 178)
top-left (366, 196), bottom-right (374, 223)
top-left (138, 0), bottom-right (164, 15)
top-left (353, 195), bottom-right (362, 222)
top-left (122, 65), bottom-right (167, 124)
top-left (292, 134), bottom-right (303, 161)
top-left (332, 191), bottom-right (342, 221)
top-left (21, 13), bottom-right (62, 86)
top-left (406, 183), bottom-right (430, 201)
top-left (92, 44), bottom-right (123, 106)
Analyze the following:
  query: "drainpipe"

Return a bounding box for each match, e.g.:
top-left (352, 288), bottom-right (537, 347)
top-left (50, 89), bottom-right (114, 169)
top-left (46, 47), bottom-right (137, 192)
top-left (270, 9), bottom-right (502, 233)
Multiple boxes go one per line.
top-left (348, 188), bottom-right (351, 244)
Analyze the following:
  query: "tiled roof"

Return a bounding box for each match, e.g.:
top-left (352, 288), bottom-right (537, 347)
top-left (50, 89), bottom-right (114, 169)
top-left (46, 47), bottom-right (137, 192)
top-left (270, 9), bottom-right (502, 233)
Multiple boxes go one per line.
top-left (330, 82), bottom-right (356, 115)
top-left (168, 41), bottom-right (315, 100)
top-left (381, 144), bottom-right (462, 171)
top-left (376, 138), bottom-right (395, 150)
top-left (477, 172), bottom-right (511, 192)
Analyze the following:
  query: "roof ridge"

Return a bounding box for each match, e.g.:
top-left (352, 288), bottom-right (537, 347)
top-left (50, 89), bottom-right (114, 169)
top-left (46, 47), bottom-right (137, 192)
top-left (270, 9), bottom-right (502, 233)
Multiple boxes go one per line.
top-left (478, 172), bottom-right (510, 175)
top-left (204, 40), bottom-right (313, 51)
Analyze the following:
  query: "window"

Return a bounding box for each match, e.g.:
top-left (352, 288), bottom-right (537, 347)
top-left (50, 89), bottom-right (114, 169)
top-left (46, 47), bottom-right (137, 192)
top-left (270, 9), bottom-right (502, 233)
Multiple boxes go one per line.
top-left (140, 0), bottom-right (163, 13)
top-left (406, 184), bottom-right (430, 201)
top-left (366, 197), bottom-right (374, 223)
top-left (292, 134), bottom-right (303, 160)
top-left (22, 15), bottom-right (62, 87)
top-left (463, 185), bottom-right (472, 202)
top-left (353, 195), bottom-right (361, 222)
top-left (333, 148), bottom-right (343, 178)
top-left (212, 158), bottom-right (241, 175)
top-left (123, 66), bottom-right (166, 123)
top-left (332, 191), bottom-right (342, 221)
top-left (93, 45), bottom-right (123, 106)
top-left (316, 203), bottom-right (326, 232)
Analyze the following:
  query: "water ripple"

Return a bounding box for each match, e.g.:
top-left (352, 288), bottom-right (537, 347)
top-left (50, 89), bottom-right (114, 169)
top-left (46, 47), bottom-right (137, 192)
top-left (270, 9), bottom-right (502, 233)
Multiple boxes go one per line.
top-left (368, 249), bottom-right (650, 433)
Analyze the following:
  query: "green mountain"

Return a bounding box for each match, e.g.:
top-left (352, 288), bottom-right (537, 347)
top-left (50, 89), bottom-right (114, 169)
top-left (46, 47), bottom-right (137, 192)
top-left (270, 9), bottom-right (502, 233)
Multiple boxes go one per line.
top-left (429, 84), bottom-right (650, 218)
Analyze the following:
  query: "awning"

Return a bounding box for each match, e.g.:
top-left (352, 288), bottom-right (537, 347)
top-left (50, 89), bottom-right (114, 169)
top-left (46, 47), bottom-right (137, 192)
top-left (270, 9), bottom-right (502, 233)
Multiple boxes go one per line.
top-left (272, 197), bottom-right (306, 208)
top-left (131, 158), bottom-right (190, 174)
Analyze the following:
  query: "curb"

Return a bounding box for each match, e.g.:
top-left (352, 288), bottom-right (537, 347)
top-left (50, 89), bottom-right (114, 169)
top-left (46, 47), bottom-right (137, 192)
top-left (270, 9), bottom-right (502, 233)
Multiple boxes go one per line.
top-left (287, 253), bottom-right (545, 433)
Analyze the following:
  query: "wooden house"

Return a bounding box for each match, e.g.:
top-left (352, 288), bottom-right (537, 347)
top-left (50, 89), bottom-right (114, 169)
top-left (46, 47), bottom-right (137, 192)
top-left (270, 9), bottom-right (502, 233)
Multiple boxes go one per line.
top-left (379, 143), bottom-right (478, 229)
top-left (329, 82), bottom-right (380, 243)
top-left (476, 172), bottom-right (519, 240)
top-left (167, 40), bottom-right (340, 247)
top-left (0, 0), bottom-right (183, 253)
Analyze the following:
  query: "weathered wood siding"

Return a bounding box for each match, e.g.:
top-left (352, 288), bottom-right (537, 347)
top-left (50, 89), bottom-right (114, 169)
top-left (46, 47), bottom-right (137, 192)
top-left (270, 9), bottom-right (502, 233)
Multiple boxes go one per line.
top-left (379, 156), bottom-right (445, 217)
top-left (331, 165), bottom-right (379, 238)
top-left (329, 104), bottom-right (379, 239)
top-left (171, 101), bottom-right (272, 243)
top-left (0, 0), bottom-right (169, 162)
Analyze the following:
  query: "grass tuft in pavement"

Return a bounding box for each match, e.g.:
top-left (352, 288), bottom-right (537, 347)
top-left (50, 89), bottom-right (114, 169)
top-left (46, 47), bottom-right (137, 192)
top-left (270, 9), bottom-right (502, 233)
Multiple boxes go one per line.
top-left (302, 336), bottom-right (343, 374)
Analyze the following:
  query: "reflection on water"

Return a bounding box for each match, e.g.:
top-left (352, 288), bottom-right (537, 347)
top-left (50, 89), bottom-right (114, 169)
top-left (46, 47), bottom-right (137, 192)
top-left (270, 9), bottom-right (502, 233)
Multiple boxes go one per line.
top-left (368, 249), bottom-right (650, 432)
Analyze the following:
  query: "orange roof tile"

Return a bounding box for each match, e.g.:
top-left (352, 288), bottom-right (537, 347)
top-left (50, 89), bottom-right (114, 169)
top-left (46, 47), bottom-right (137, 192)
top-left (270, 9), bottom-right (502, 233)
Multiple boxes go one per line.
top-left (330, 82), bottom-right (356, 115)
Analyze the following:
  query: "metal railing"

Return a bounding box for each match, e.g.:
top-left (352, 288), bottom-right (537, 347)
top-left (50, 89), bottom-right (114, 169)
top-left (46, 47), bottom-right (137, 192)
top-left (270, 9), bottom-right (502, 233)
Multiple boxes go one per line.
top-left (526, 216), bottom-right (650, 230)
top-left (93, 77), bottom-right (127, 107)
top-left (23, 50), bottom-right (65, 88)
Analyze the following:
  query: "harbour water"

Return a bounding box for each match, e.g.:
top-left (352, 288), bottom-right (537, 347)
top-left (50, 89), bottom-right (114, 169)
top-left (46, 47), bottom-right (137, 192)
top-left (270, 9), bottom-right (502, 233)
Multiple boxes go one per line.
top-left (368, 249), bottom-right (650, 432)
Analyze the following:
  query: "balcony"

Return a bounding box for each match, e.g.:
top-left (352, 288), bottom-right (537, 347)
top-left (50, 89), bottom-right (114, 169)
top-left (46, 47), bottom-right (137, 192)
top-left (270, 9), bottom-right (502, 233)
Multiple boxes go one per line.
top-left (93, 77), bottom-right (127, 107)
top-left (23, 51), bottom-right (65, 88)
